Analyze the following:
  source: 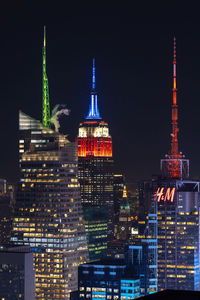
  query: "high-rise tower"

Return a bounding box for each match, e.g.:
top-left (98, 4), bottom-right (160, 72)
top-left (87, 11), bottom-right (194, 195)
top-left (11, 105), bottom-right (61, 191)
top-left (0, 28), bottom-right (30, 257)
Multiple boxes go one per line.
top-left (42, 26), bottom-right (51, 128)
top-left (161, 38), bottom-right (189, 179)
top-left (12, 28), bottom-right (88, 299)
top-left (76, 59), bottom-right (114, 258)
top-left (138, 39), bottom-right (200, 293)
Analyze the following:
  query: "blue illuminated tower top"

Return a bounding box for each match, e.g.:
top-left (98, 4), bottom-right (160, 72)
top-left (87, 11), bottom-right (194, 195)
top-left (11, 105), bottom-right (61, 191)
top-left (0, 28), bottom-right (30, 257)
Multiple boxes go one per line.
top-left (86, 58), bottom-right (102, 120)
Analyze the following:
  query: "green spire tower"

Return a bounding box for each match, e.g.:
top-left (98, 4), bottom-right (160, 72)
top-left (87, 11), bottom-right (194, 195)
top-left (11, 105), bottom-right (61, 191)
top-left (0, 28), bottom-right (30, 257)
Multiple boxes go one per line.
top-left (42, 26), bottom-right (51, 128)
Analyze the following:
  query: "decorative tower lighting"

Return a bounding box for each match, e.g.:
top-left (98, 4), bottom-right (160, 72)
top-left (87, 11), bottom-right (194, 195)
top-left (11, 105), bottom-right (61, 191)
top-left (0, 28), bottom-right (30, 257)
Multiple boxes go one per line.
top-left (86, 58), bottom-right (101, 120)
top-left (42, 26), bottom-right (51, 128)
top-left (160, 38), bottom-right (189, 179)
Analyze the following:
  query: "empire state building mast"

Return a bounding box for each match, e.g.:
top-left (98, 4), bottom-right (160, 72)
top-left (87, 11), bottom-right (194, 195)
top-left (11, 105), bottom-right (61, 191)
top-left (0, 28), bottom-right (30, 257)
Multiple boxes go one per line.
top-left (161, 38), bottom-right (189, 179)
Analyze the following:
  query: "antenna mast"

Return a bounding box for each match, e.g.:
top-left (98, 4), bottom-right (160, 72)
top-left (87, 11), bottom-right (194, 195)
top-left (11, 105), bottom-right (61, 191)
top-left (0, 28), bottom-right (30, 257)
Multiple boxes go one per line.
top-left (160, 38), bottom-right (189, 179)
top-left (171, 37), bottom-right (179, 155)
top-left (42, 26), bottom-right (51, 128)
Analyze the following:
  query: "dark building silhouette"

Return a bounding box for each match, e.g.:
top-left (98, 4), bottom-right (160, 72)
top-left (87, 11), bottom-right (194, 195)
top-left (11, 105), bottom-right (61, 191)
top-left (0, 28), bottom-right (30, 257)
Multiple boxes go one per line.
top-left (0, 247), bottom-right (35, 300)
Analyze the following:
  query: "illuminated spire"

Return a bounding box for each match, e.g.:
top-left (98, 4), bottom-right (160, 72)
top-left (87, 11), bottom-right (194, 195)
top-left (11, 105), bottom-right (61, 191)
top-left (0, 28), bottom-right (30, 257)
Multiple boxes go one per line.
top-left (123, 186), bottom-right (127, 198)
top-left (42, 26), bottom-right (51, 128)
top-left (92, 58), bottom-right (96, 90)
top-left (171, 37), bottom-right (179, 155)
top-left (86, 58), bottom-right (102, 120)
top-left (160, 38), bottom-right (189, 179)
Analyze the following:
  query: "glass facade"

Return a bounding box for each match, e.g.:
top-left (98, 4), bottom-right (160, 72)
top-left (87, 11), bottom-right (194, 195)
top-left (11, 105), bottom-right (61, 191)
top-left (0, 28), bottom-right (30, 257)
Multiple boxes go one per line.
top-left (12, 112), bottom-right (88, 299)
top-left (139, 178), bottom-right (200, 292)
top-left (156, 180), bottom-right (200, 291)
top-left (83, 206), bottom-right (108, 261)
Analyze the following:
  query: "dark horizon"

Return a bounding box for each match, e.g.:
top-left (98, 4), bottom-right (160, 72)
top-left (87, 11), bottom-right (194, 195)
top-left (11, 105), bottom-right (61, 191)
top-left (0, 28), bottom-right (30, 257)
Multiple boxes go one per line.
top-left (1, 3), bottom-right (200, 184)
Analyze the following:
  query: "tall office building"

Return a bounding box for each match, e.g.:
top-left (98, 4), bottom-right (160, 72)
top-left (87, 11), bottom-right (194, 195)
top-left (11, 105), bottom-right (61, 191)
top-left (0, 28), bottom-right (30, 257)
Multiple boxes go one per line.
top-left (139, 39), bottom-right (200, 292)
top-left (12, 27), bottom-right (88, 299)
top-left (76, 59), bottom-right (114, 242)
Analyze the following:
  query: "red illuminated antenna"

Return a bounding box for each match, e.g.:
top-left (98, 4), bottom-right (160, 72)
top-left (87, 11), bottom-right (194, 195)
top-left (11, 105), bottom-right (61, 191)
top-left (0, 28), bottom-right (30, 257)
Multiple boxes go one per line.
top-left (160, 37), bottom-right (189, 179)
top-left (171, 37), bottom-right (179, 155)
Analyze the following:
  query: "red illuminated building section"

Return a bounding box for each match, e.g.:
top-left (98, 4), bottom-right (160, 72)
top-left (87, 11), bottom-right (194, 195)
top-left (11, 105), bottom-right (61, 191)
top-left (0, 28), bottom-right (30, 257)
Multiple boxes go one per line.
top-left (161, 38), bottom-right (189, 179)
top-left (77, 121), bottom-right (112, 157)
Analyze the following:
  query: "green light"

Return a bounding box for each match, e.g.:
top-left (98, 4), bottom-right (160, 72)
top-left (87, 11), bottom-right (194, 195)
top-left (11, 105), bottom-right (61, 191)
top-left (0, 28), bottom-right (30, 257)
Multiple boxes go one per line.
top-left (42, 26), bottom-right (51, 128)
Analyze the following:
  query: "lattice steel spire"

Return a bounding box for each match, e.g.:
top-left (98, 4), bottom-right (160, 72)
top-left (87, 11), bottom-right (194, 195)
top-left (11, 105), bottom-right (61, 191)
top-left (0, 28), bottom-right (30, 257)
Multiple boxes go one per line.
top-left (160, 38), bottom-right (189, 179)
top-left (171, 37), bottom-right (179, 155)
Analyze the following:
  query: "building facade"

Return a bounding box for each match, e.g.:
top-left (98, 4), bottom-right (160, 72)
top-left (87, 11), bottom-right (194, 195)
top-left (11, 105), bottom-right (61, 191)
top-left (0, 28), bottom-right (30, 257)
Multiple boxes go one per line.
top-left (155, 179), bottom-right (200, 290)
top-left (0, 179), bottom-right (14, 249)
top-left (113, 174), bottom-right (125, 228)
top-left (12, 113), bottom-right (88, 299)
top-left (83, 206), bottom-right (108, 261)
top-left (114, 186), bottom-right (131, 241)
top-left (78, 259), bottom-right (140, 300)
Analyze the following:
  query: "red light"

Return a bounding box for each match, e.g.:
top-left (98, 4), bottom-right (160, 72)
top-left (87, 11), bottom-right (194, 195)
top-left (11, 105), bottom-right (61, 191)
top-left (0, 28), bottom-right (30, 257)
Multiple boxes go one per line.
top-left (76, 137), bottom-right (112, 157)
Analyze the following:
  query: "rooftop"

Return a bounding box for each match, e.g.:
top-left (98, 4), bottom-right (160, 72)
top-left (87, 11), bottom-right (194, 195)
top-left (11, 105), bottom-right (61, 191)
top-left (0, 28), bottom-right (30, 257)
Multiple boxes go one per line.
top-left (139, 290), bottom-right (200, 300)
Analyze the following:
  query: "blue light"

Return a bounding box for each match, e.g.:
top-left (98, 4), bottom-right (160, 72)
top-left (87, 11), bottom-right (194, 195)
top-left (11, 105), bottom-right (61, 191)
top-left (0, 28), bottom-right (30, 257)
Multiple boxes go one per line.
top-left (92, 58), bottom-right (95, 90)
top-left (30, 247), bottom-right (42, 253)
top-left (86, 58), bottom-right (102, 120)
top-left (94, 271), bottom-right (105, 275)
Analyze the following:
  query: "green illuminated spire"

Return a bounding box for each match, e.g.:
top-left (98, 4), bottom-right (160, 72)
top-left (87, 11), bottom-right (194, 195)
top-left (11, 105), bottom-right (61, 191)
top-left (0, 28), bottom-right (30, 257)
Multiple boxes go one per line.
top-left (42, 26), bottom-right (51, 128)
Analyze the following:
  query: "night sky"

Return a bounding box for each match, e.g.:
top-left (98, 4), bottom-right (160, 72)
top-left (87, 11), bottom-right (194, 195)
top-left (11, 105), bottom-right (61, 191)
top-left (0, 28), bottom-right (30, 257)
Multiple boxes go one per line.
top-left (1, 2), bottom-right (200, 184)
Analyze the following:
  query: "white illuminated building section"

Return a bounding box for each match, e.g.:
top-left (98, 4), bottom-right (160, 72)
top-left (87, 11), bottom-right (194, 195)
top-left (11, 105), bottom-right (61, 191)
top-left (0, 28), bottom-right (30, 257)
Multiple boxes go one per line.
top-left (78, 125), bottom-right (110, 138)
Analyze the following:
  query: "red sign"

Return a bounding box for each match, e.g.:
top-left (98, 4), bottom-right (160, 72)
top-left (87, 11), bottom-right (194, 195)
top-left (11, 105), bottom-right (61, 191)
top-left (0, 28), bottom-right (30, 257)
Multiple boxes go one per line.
top-left (154, 187), bottom-right (175, 202)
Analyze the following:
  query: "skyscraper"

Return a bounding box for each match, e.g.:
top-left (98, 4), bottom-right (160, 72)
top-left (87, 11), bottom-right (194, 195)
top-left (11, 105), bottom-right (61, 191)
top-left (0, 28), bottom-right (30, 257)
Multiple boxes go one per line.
top-left (139, 39), bottom-right (200, 292)
top-left (12, 27), bottom-right (88, 299)
top-left (76, 59), bottom-right (114, 245)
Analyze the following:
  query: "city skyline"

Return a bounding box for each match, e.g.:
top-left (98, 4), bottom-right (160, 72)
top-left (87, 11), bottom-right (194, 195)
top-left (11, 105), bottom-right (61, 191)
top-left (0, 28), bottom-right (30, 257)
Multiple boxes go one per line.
top-left (2, 3), bottom-right (200, 299)
top-left (1, 3), bottom-right (200, 184)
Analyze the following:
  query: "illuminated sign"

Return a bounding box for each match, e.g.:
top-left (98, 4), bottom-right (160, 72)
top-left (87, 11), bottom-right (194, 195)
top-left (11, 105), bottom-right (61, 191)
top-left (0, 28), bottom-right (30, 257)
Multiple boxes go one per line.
top-left (154, 187), bottom-right (176, 202)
